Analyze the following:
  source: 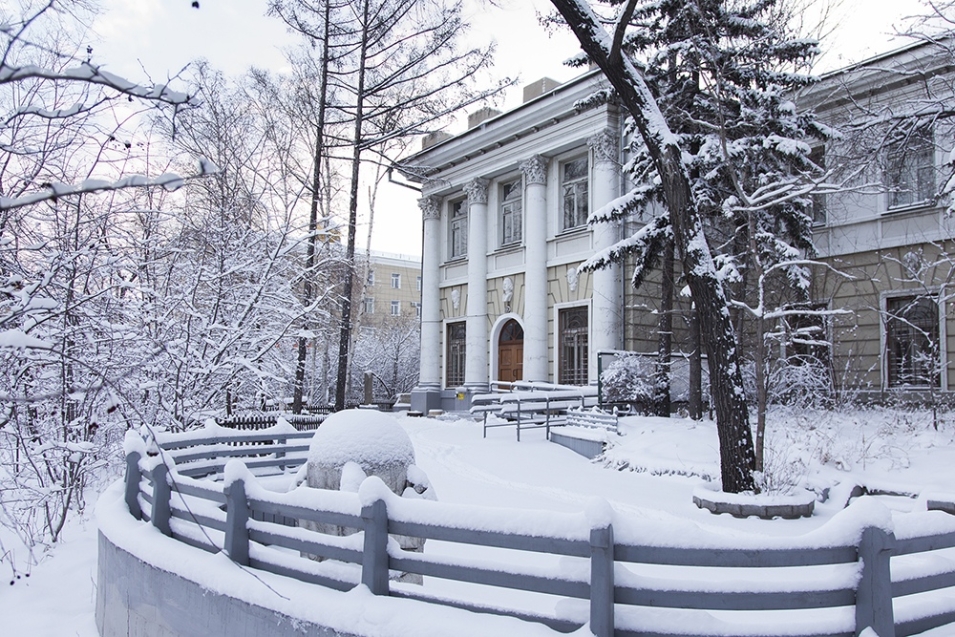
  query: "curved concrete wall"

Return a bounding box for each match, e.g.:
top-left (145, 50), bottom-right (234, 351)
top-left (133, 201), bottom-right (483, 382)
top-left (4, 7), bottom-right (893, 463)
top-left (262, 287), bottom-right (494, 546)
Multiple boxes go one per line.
top-left (96, 530), bottom-right (353, 637)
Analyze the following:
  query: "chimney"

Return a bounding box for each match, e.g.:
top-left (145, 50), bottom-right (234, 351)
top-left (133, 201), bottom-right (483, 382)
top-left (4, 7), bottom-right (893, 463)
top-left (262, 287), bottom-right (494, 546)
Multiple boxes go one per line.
top-left (421, 131), bottom-right (452, 150)
top-left (522, 77), bottom-right (562, 103)
top-left (467, 106), bottom-right (502, 129)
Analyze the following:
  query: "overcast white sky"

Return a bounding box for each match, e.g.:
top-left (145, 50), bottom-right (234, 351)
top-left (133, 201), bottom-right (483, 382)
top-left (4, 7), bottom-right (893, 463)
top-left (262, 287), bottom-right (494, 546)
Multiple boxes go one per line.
top-left (91, 0), bottom-right (928, 257)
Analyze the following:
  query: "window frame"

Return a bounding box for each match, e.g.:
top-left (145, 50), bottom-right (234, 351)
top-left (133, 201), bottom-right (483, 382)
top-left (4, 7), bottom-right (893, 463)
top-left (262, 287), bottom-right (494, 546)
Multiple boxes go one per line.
top-left (448, 198), bottom-right (468, 260)
top-left (364, 297), bottom-right (374, 315)
top-left (500, 177), bottom-right (523, 247)
top-left (446, 322), bottom-right (467, 387)
top-left (391, 273), bottom-right (401, 289)
top-left (390, 300), bottom-right (400, 316)
top-left (884, 294), bottom-right (940, 388)
top-left (560, 155), bottom-right (590, 232)
top-left (558, 305), bottom-right (589, 386)
top-left (884, 126), bottom-right (936, 211)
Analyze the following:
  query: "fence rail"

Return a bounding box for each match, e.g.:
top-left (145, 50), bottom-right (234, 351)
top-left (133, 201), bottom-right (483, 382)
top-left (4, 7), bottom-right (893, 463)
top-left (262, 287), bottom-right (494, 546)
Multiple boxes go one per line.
top-left (122, 427), bottom-right (955, 637)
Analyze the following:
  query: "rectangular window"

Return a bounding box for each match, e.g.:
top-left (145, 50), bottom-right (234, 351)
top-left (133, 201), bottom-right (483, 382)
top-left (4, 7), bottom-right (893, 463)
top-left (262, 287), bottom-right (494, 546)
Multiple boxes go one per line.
top-left (367, 270), bottom-right (375, 285)
top-left (561, 156), bottom-right (589, 230)
top-left (449, 199), bottom-right (467, 259)
top-left (391, 273), bottom-right (400, 289)
top-left (364, 297), bottom-right (374, 314)
top-left (885, 295), bottom-right (939, 387)
top-left (446, 322), bottom-right (466, 387)
top-left (391, 300), bottom-right (400, 316)
top-left (809, 147), bottom-right (826, 226)
top-left (500, 178), bottom-right (522, 246)
top-left (413, 302), bottom-right (421, 318)
top-left (885, 126), bottom-right (935, 209)
top-left (416, 276), bottom-right (422, 292)
top-left (559, 307), bottom-right (589, 385)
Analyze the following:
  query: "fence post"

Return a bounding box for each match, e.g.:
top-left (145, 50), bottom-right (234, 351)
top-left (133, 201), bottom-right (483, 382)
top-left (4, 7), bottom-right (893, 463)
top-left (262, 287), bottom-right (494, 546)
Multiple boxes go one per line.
top-left (224, 476), bottom-right (250, 566)
top-left (590, 523), bottom-right (615, 637)
top-left (276, 436), bottom-right (287, 471)
top-left (856, 526), bottom-right (896, 637)
top-left (124, 450), bottom-right (142, 520)
top-left (150, 463), bottom-right (172, 536)
top-left (361, 498), bottom-right (389, 595)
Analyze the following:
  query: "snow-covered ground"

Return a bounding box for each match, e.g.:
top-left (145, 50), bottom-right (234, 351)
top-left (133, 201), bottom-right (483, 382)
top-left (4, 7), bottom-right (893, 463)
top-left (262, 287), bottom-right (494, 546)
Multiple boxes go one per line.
top-left (3, 407), bottom-right (955, 636)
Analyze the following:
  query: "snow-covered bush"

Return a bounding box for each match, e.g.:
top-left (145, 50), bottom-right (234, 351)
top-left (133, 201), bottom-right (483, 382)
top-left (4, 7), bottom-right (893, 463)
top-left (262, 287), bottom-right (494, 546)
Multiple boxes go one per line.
top-left (600, 354), bottom-right (656, 409)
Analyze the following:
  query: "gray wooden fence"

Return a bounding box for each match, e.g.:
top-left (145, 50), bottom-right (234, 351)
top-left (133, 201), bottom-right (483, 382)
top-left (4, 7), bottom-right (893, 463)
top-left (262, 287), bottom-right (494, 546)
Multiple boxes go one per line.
top-left (123, 428), bottom-right (955, 637)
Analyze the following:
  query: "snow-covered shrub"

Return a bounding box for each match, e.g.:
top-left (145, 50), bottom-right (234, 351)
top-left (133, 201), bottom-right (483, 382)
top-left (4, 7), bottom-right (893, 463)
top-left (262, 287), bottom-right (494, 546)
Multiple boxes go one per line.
top-left (768, 358), bottom-right (833, 408)
top-left (600, 354), bottom-right (656, 409)
top-left (601, 352), bottom-right (710, 412)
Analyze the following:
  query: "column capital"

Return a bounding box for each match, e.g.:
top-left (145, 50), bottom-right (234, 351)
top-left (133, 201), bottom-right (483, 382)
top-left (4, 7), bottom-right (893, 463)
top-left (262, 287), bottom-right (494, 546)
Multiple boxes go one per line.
top-left (418, 195), bottom-right (441, 221)
top-left (588, 128), bottom-right (619, 167)
top-left (520, 155), bottom-right (548, 186)
top-left (464, 178), bottom-right (489, 205)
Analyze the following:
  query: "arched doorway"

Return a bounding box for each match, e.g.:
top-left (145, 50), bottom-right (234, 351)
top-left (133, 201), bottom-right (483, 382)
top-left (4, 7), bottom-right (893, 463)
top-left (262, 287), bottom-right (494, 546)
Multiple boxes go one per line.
top-left (497, 319), bottom-right (524, 383)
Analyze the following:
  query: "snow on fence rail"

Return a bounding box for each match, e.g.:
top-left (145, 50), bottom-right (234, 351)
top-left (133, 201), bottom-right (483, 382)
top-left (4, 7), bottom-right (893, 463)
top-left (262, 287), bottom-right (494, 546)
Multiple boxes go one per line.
top-left (121, 425), bottom-right (955, 637)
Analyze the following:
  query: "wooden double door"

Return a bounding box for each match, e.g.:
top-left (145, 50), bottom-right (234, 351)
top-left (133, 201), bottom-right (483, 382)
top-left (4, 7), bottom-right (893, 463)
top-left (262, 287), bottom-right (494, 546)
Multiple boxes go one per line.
top-left (497, 319), bottom-right (524, 383)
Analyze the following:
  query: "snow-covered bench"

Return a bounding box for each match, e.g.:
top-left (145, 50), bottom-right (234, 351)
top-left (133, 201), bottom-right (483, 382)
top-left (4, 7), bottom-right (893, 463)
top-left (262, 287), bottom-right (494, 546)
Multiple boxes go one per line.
top-left (562, 407), bottom-right (618, 433)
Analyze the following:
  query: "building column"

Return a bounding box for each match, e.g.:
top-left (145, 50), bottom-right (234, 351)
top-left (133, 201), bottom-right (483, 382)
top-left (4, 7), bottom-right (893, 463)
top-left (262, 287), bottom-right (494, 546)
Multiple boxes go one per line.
top-left (521, 155), bottom-right (549, 382)
top-left (464, 178), bottom-right (489, 392)
top-left (589, 128), bottom-right (623, 382)
top-left (410, 194), bottom-right (443, 413)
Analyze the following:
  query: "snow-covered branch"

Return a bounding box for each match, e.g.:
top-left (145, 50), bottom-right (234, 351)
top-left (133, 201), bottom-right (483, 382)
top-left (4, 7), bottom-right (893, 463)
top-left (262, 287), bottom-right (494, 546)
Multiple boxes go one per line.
top-left (0, 160), bottom-right (218, 211)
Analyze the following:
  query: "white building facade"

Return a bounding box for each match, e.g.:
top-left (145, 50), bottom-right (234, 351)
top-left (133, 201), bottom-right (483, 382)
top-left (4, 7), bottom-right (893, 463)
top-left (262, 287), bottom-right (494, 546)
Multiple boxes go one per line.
top-left (403, 71), bottom-right (626, 412)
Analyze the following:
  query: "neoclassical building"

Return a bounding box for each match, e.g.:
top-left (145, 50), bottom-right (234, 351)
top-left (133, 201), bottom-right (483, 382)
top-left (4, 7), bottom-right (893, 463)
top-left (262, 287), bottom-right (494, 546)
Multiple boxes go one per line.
top-left (403, 37), bottom-right (955, 413)
top-left (402, 71), bottom-right (627, 412)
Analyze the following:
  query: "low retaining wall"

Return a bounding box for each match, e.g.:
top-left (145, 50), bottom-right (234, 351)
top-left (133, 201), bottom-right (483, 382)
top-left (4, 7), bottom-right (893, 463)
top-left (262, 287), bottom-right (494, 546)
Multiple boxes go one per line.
top-left (96, 527), bottom-right (352, 637)
top-left (549, 430), bottom-right (606, 459)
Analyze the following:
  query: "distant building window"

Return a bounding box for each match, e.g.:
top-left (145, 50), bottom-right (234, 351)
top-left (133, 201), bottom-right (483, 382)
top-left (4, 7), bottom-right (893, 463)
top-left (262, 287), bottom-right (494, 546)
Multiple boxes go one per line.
top-left (367, 270), bottom-right (375, 285)
top-left (416, 276), bottom-right (422, 291)
top-left (885, 295), bottom-right (939, 388)
top-left (413, 302), bottom-right (421, 317)
top-left (391, 273), bottom-right (400, 289)
top-left (500, 178), bottom-right (522, 246)
top-left (561, 156), bottom-right (589, 230)
top-left (391, 300), bottom-right (400, 316)
top-left (364, 297), bottom-right (374, 314)
top-left (559, 307), bottom-right (588, 385)
top-left (886, 126), bottom-right (935, 209)
top-left (809, 147), bottom-right (826, 226)
top-left (446, 322), bottom-right (466, 387)
top-left (449, 199), bottom-right (467, 259)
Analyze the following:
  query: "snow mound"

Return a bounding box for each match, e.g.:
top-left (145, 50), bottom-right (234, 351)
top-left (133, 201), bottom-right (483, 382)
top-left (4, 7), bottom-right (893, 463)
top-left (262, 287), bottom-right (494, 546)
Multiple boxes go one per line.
top-left (307, 409), bottom-right (414, 469)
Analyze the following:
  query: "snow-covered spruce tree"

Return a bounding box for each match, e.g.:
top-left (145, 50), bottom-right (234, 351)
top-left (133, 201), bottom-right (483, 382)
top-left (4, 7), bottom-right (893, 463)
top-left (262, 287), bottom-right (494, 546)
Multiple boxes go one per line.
top-left (550, 0), bottom-right (829, 492)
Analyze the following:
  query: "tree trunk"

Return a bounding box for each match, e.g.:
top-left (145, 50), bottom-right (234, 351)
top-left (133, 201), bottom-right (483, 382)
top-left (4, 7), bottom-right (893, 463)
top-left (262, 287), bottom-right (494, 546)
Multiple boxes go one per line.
top-left (292, 0), bottom-right (333, 415)
top-left (654, 238), bottom-right (674, 417)
top-left (548, 0), bottom-right (756, 492)
top-left (334, 0), bottom-right (371, 412)
top-left (688, 303), bottom-right (703, 420)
